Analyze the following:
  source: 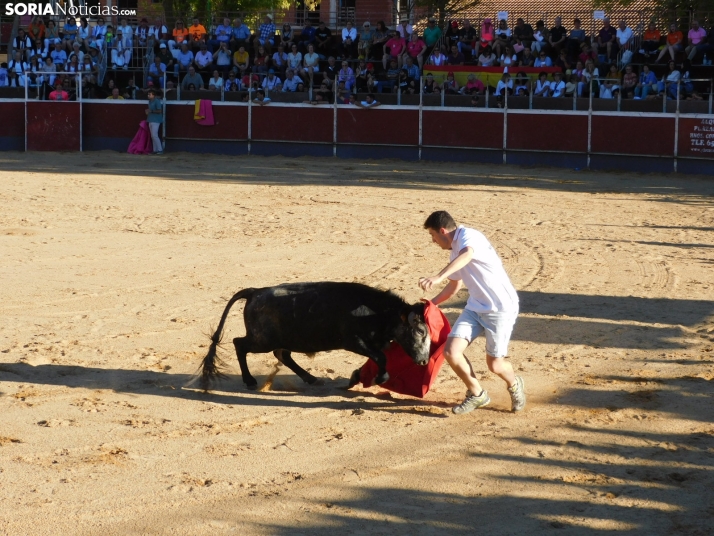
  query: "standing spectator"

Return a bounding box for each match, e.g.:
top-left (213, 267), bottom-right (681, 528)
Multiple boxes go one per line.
top-left (383, 30), bottom-right (406, 69)
top-left (634, 63), bottom-right (657, 98)
top-left (685, 20), bottom-right (708, 61)
top-left (531, 20), bottom-right (548, 53)
top-left (194, 42), bottom-right (213, 77)
top-left (148, 56), bottom-right (166, 88)
top-left (372, 21), bottom-right (390, 61)
top-left (340, 21), bottom-right (358, 59)
top-left (597, 18), bottom-right (617, 61)
top-left (175, 43), bottom-right (194, 77)
top-left (231, 18), bottom-right (251, 52)
top-left (188, 17), bottom-right (207, 50)
top-left (567, 18), bottom-right (586, 60)
top-left (492, 19), bottom-right (511, 58)
top-left (256, 15), bottom-right (276, 50)
top-left (495, 72), bottom-right (513, 106)
top-left (181, 65), bottom-right (204, 90)
top-left (145, 89), bottom-right (163, 154)
top-left (210, 18), bottom-right (233, 51)
top-left (621, 64), bottom-right (637, 98)
top-left (49, 81), bottom-right (69, 100)
top-left (519, 47), bottom-right (535, 67)
top-left (423, 18), bottom-right (442, 52)
top-left (534, 50), bottom-right (552, 67)
top-left (641, 22), bottom-right (661, 59)
top-left (253, 88), bottom-right (271, 104)
top-left (533, 72), bottom-right (550, 97)
top-left (297, 20), bottom-right (316, 53)
top-left (337, 60), bottom-right (355, 91)
top-left (398, 19), bottom-right (414, 41)
top-left (272, 45), bottom-right (288, 78)
top-left (513, 18), bottom-right (533, 49)
top-left (447, 44), bottom-right (465, 65)
top-left (579, 59), bottom-right (599, 97)
top-left (314, 21), bottom-right (333, 59)
top-left (550, 71), bottom-right (566, 97)
top-left (359, 22), bottom-right (374, 60)
top-left (404, 32), bottom-right (427, 69)
top-left (656, 23), bottom-right (683, 63)
top-left (280, 23), bottom-right (294, 50)
top-left (208, 70), bottom-right (223, 90)
top-left (458, 20), bottom-right (478, 58)
top-left (170, 20), bottom-right (189, 55)
top-left (548, 17), bottom-right (568, 58)
top-left (213, 41), bottom-right (232, 76)
top-left (478, 46), bottom-right (496, 66)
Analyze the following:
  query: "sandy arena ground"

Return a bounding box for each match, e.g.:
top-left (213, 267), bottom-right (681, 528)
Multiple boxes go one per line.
top-left (0, 152), bottom-right (713, 535)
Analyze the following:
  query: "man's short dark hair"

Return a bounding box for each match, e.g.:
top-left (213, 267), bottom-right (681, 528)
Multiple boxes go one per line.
top-left (424, 211), bottom-right (456, 231)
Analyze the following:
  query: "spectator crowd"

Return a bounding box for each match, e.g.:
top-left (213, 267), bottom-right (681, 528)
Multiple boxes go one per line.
top-left (1, 12), bottom-right (712, 104)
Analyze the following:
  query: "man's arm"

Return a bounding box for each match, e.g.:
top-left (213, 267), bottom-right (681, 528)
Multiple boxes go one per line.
top-left (418, 246), bottom-right (473, 291)
top-left (430, 279), bottom-right (462, 306)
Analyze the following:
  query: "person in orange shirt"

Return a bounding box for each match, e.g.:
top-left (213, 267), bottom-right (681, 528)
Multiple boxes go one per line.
top-left (657, 23), bottom-right (683, 62)
top-left (28, 16), bottom-right (45, 41)
top-left (188, 17), bottom-right (207, 50)
top-left (642, 22), bottom-right (661, 58)
top-left (169, 20), bottom-right (189, 55)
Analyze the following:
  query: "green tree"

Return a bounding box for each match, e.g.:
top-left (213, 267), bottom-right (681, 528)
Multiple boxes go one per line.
top-left (398, 0), bottom-right (483, 28)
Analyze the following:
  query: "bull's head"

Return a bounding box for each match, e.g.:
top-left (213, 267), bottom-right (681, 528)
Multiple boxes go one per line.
top-left (396, 303), bottom-right (430, 366)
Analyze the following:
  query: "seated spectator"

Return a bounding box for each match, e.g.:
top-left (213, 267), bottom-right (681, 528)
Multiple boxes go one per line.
top-left (462, 73), bottom-right (485, 95)
top-left (231, 18), bottom-right (251, 52)
top-left (549, 17), bottom-right (568, 57)
top-left (616, 20), bottom-right (633, 54)
top-left (550, 71), bottom-right (566, 97)
top-left (641, 23), bottom-right (661, 59)
top-left (443, 71), bottom-right (459, 94)
top-left (315, 21), bottom-right (333, 59)
top-left (405, 32), bottom-right (427, 69)
top-left (49, 81), bottom-right (70, 100)
top-left (272, 45), bottom-right (288, 77)
top-left (111, 29), bottom-right (133, 70)
top-left (50, 40), bottom-right (67, 71)
top-left (33, 38), bottom-right (47, 60)
top-left (280, 23), bottom-right (294, 50)
top-left (495, 72), bottom-right (513, 106)
top-left (620, 64), bottom-right (637, 98)
top-left (429, 47), bottom-right (448, 66)
top-left (513, 18), bottom-right (533, 50)
top-left (383, 31), bottom-right (406, 69)
top-left (565, 73), bottom-right (578, 97)
top-left (600, 64), bottom-right (621, 99)
top-left (7, 50), bottom-right (30, 86)
top-left (106, 87), bottom-right (124, 99)
top-left (314, 80), bottom-right (334, 102)
top-left (297, 19), bottom-right (316, 54)
top-left (579, 43), bottom-right (597, 65)
top-left (301, 44), bottom-right (320, 84)
top-left (500, 45), bottom-right (517, 69)
top-left (213, 41), bottom-right (232, 76)
top-left (337, 60), bottom-right (355, 91)
top-left (148, 56), bottom-right (166, 87)
top-left (13, 29), bottom-right (33, 61)
top-left (597, 18), bottom-right (617, 61)
top-left (254, 88), bottom-right (271, 105)
top-left (136, 18), bottom-right (150, 49)
top-left (68, 42), bottom-right (84, 65)
top-left (514, 72), bottom-right (530, 95)
top-left (579, 59), bottom-right (599, 97)
top-left (354, 93), bottom-right (380, 108)
top-left (458, 19), bottom-right (477, 58)
top-left (398, 19), bottom-right (413, 41)
top-left (287, 44), bottom-right (302, 72)
top-left (478, 46), bottom-right (496, 66)
top-left (519, 47), bottom-right (535, 67)
top-left (355, 61), bottom-right (375, 92)
top-left (44, 20), bottom-right (60, 52)
top-left (657, 60), bottom-right (680, 99)
top-left (157, 43), bottom-right (175, 74)
top-left (447, 44), bottom-right (465, 65)
top-left (40, 56), bottom-right (57, 88)
top-left (384, 57), bottom-right (401, 92)
top-left (28, 16), bottom-right (45, 42)
top-left (91, 17), bottom-right (108, 49)
top-left (685, 20), bottom-right (708, 61)
top-left (211, 17), bottom-right (233, 51)
top-left (370, 21), bottom-right (389, 60)
top-left (195, 42), bottom-right (213, 76)
top-left (224, 70), bottom-right (241, 91)
top-left (262, 69), bottom-right (281, 91)
top-left (282, 69), bottom-right (304, 91)
top-left (533, 71), bottom-right (551, 97)
top-left (573, 60), bottom-right (585, 80)
top-left (534, 51), bottom-right (552, 67)
top-left (403, 55), bottom-right (420, 82)
top-left (253, 45), bottom-right (270, 77)
top-left (170, 20), bottom-right (189, 55)
top-left (423, 72), bottom-right (440, 93)
top-left (175, 42), bottom-right (194, 76)
top-left (656, 23), bottom-right (683, 63)
top-left (322, 56), bottom-right (339, 85)
top-left (445, 20), bottom-right (459, 49)
top-left (149, 17), bottom-right (169, 45)
top-left (493, 19), bottom-right (512, 57)
top-left (554, 50), bottom-right (571, 72)
top-left (63, 17), bottom-right (78, 51)
top-left (188, 17), bottom-right (207, 50)
top-left (634, 64), bottom-right (658, 98)
top-left (340, 21), bottom-right (358, 59)
top-left (117, 17), bottom-right (134, 47)
top-left (480, 18), bottom-right (494, 52)
top-left (423, 18), bottom-right (442, 52)
top-left (256, 16), bottom-right (276, 50)
top-left (531, 20), bottom-right (548, 53)
top-left (567, 18), bottom-right (586, 60)
top-left (359, 22), bottom-right (374, 60)
top-left (232, 45), bottom-right (249, 76)
top-left (182, 65), bottom-right (204, 90)
top-left (208, 70), bottom-right (224, 90)
top-left (80, 55), bottom-right (97, 87)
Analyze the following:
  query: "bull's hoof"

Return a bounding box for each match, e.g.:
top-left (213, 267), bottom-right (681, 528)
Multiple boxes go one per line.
top-left (346, 369), bottom-right (361, 389)
top-left (245, 382), bottom-right (258, 391)
top-left (307, 376), bottom-right (325, 386)
top-left (375, 372), bottom-right (390, 385)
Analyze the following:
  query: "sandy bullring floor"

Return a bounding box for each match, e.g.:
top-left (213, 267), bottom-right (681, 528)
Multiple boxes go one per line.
top-left (0, 152), bottom-right (713, 535)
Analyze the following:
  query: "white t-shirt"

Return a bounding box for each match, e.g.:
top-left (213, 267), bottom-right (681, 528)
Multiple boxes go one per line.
top-left (448, 226), bottom-right (519, 313)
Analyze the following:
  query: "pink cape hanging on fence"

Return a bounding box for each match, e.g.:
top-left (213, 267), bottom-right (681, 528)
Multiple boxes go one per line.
top-left (127, 120), bottom-right (153, 155)
top-left (194, 99), bottom-right (215, 126)
top-left (358, 301), bottom-right (451, 398)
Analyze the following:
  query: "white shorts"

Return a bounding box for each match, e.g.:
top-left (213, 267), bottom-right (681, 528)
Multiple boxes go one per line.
top-left (447, 309), bottom-right (518, 358)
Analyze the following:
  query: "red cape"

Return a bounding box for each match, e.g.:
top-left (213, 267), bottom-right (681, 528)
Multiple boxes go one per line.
top-left (359, 301), bottom-right (450, 398)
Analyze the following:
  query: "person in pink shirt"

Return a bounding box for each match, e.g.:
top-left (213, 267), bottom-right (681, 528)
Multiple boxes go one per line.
top-left (685, 20), bottom-right (708, 61)
top-left (462, 73), bottom-right (485, 95)
top-left (405, 32), bottom-right (427, 69)
top-left (382, 30), bottom-right (405, 69)
top-left (48, 81), bottom-right (69, 100)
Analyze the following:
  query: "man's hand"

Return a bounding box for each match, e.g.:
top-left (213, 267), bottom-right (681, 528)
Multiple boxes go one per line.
top-left (419, 275), bottom-right (443, 292)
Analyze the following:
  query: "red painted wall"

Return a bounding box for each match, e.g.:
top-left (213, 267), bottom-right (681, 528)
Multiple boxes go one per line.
top-left (591, 116), bottom-right (675, 156)
top-left (165, 104), bottom-right (248, 140)
top-left (0, 102), bottom-right (25, 138)
top-left (252, 106), bottom-right (333, 143)
top-left (677, 117), bottom-right (714, 159)
top-left (507, 113), bottom-right (588, 153)
top-left (337, 108), bottom-right (419, 145)
top-left (423, 110), bottom-right (502, 149)
top-left (26, 102), bottom-right (81, 152)
top-left (84, 103), bottom-right (146, 138)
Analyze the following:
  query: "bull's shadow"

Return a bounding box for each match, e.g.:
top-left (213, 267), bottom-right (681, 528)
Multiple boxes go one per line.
top-left (0, 361), bottom-right (450, 416)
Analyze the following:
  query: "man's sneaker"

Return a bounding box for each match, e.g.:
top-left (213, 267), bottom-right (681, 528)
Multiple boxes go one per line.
top-left (508, 376), bottom-right (526, 412)
top-left (452, 390), bottom-right (490, 415)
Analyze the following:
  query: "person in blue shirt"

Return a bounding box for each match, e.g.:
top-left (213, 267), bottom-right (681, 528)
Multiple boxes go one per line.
top-left (403, 55), bottom-right (420, 81)
top-left (230, 17), bottom-right (251, 52)
top-left (298, 20), bottom-right (316, 53)
top-left (210, 17), bottom-right (233, 52)
top-left (534, 51), bottom-right (553, 67)
top-left (63, 17), bottom-right (78, 51)
top-left (634, 64), bottom-right (658, 99)
top-left (174, 42), bottom-right (194, 76)
top-left (148, 56), bottom-right (166, 88)
top-left (146, 89), bottom-right (164, 155)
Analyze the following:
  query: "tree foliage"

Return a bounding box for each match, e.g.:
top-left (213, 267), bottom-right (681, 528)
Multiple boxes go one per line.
top-left (399, 0), bottom-right (483, 27)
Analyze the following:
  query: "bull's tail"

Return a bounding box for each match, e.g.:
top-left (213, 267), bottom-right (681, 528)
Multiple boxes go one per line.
top-left (199, 288), bottom-right (256, 390)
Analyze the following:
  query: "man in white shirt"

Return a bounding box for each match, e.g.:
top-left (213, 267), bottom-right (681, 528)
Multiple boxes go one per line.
top-left (616, 20), bottom-right (633, 51)
top-left (419, 211), bottom-right (525, 414)
top-left (550, 71), bottom-right (566, 97)
top-left (118, 18), bottom-right (133, 44)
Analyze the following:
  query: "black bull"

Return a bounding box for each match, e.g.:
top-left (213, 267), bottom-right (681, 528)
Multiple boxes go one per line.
top-left (200, 282), bottom-right (431, 390)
